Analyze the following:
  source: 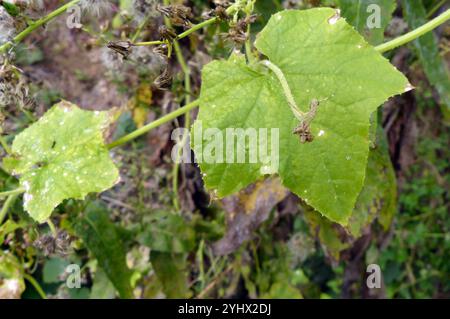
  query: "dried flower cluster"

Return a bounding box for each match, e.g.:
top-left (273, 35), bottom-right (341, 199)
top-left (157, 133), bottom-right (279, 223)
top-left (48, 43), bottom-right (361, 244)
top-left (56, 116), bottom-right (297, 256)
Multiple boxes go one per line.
top-left (156, 4), bottom-right (193, 27)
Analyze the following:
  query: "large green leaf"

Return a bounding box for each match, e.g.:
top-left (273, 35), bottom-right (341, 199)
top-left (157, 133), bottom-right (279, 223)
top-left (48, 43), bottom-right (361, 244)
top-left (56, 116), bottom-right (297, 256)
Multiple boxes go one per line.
top-left (304, 120), bottom-right (398, 259)
top-left (337, 0), bottom-right (396, 44)
top-left (402, 0), bottom-right (450, 119)
top-left (4, 101), bottom-right (119, 223)
top-left (192, 8), bottom-right (409, 225)
top-left (74, 202), bottom-right (133, 299)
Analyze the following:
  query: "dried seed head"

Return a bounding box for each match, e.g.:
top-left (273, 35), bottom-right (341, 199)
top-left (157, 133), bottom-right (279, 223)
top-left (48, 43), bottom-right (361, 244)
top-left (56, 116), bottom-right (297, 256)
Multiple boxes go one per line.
top-left (226, 15), bottom-right (258, 45)
top-left (107, 40), bottom-right (133, 59)
top-left (214, 5), bottom-right (229, 21)
top-left (34, 230), bottom-right (73, 257)
top-left (156, 4), bottom-right (193, 27)
top-left (153, 67), bottom-right (172, 90)
top-left (153, 43), bottom-right (169, 57)
top-left (158, 25), bottom-right (177, 41)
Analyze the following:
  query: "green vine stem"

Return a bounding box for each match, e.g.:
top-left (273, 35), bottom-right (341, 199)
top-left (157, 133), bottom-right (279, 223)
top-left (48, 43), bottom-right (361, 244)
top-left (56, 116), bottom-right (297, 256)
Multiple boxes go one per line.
top-left (107, 99), bottom-right (200, 150)
top-left (0, 187), bottom-right (25, 198)
top-left (134, 40), bottom-right (164, 46)
top-left (0, 194), bottom-right (17, 225)
top-left (177, 18), bottom-right (218, 40)
top-left (0, 0), bottom-right (81, 54)
top-left (47, 219), bottom-right (57, 236)
top-left (131, 17), bottom-right (149, 42)
top-left (23, 273), bottom-right (47, 299)
top-left (375, 8), bottom-right (450, 53)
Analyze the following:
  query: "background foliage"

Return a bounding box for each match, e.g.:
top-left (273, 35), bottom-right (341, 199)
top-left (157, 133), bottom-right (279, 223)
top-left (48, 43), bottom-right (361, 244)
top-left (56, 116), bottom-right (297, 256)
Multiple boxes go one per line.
top-left (0, 0), bottom-right (449, 299)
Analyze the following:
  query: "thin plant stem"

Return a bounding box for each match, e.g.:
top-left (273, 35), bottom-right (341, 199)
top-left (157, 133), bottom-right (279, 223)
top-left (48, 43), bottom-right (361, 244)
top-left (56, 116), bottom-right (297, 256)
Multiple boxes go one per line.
top-left (134, 40), bottom-right (164, 46)
top-left (106, 99), bottom-right (200, 149)
top-left (0, 194), bottom-right (17, 225)
top-left (132, 19), bottom-right (218, 47)
top-left (0, 187), bottom-right (25, 198)
top-left (23, 273), bottom-right (47, 299)
top-left (375, 9), bottom-right (450, 53)
top-left (427, 0), bottom-right (447, 18)
top-left (47, 219), bottom-right (57, 236)
top-left (131, 17), bottom-right (149, 42)
top-left (0, 0), bottom-right (82, 53)
top-left (177, 18), bottom-right (218, 40)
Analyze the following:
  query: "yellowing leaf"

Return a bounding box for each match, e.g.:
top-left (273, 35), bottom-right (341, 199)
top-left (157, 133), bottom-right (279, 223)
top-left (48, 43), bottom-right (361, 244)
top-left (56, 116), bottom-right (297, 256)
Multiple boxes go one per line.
top-left (4, 101), bottom-right (119, 223)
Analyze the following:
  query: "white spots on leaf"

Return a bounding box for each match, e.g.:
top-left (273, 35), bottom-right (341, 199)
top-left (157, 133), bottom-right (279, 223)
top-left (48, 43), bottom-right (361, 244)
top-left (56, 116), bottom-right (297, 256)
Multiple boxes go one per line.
top-left (24, 192), bottom-right (33, 206)
top-left (94, 111), bottom-right (100, 116)
top-left (318, 130), bottom-right (325, 137)
top-left (23, 181), bottom-right (30, 192)
top-left (327, 9), bottom-right (341, 25)
top-left (346, 155), bottom-right (351, 160)
top-left (275, 14), bottom-right (282, 22)
top-left (357, 44), bottom-right (362, 49)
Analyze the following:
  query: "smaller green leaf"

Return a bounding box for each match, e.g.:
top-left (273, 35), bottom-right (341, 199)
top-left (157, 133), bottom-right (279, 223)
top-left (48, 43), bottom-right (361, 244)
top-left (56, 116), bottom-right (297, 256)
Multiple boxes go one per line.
top-left (150, 251), bottom-right (191, 298)
top-left (5, 101), bottom-right (119, 223)
top-left (74, 202), bottom-right (133, 299)
top-left (138, 211), bottom-right (195, 253)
